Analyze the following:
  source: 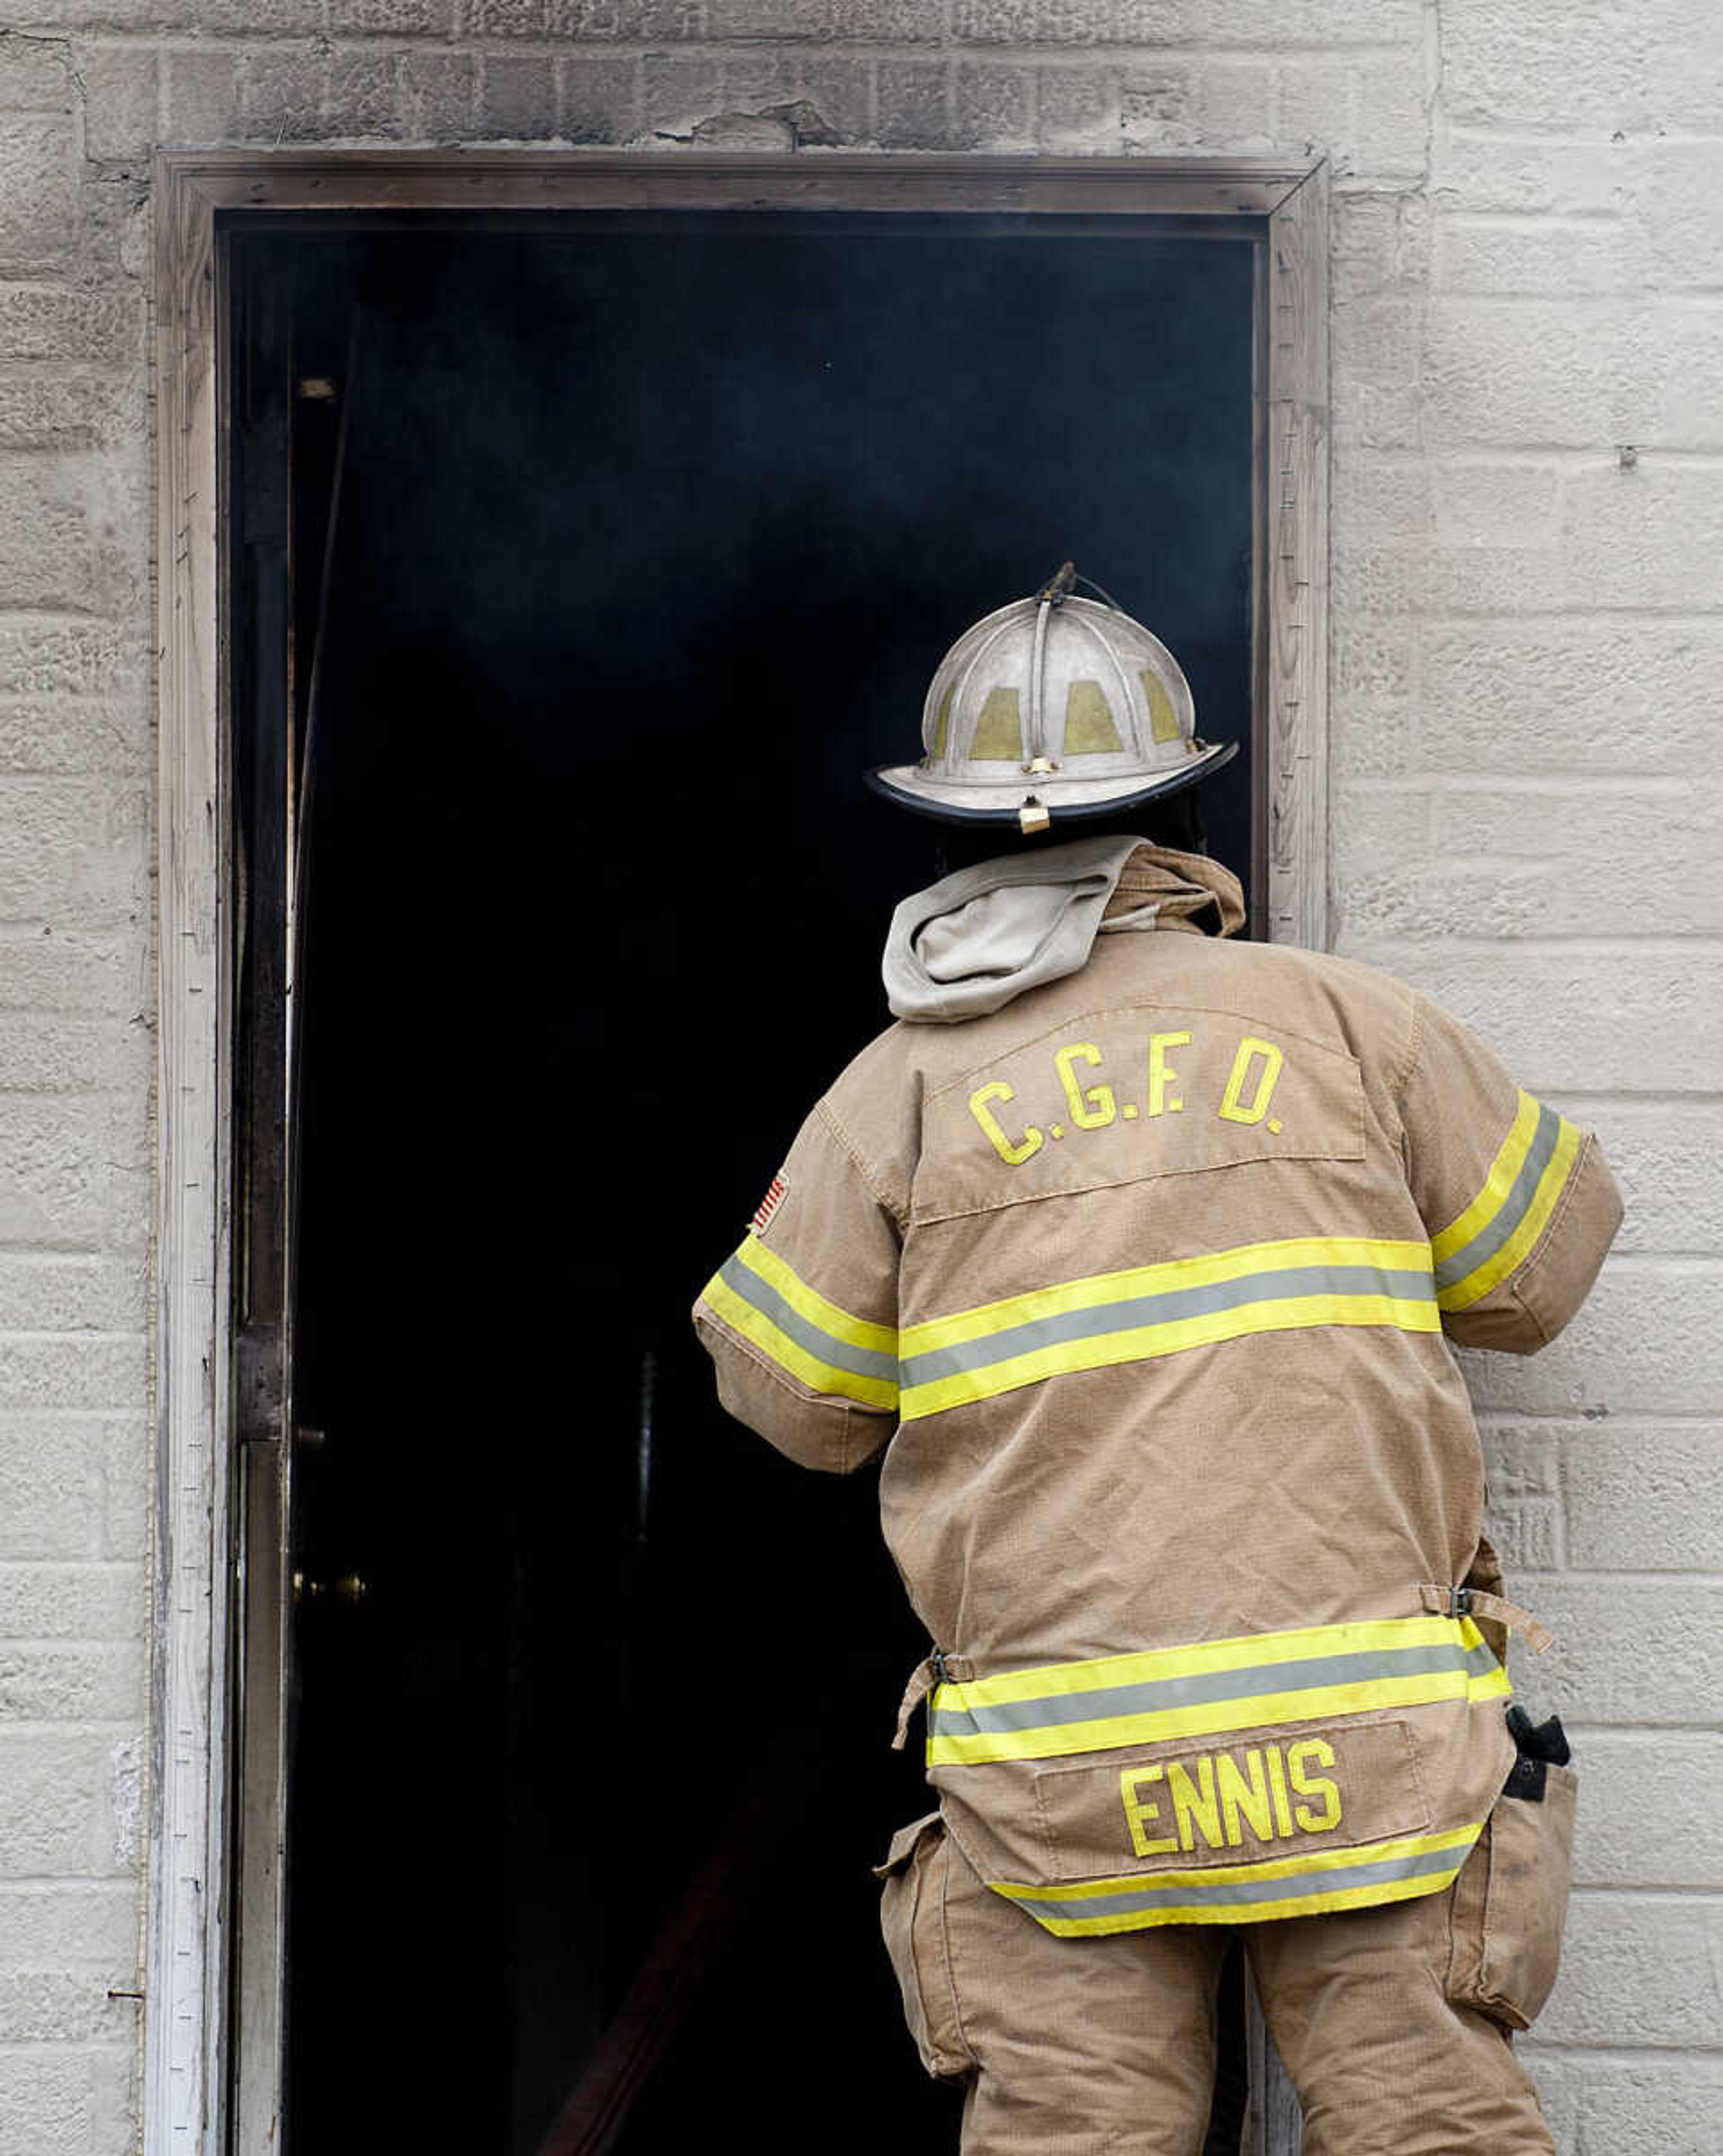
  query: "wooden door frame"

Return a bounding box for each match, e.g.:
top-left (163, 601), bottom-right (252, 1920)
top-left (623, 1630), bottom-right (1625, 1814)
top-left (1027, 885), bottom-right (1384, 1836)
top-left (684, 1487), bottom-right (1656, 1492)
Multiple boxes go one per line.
top-left (150, 146), bottom-right (1329, 2156)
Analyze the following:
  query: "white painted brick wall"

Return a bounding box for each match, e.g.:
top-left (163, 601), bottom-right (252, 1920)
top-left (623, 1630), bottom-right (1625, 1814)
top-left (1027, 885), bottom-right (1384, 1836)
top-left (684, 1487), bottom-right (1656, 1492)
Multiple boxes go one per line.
top-left (0, 2), bottom-right (1714, 2150)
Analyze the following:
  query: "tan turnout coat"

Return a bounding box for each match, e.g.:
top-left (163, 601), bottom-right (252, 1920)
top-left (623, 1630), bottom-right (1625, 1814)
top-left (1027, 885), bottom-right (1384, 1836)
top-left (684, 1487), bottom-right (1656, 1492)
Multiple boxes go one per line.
top-left (694, 846), bottom-right (1622, 1936)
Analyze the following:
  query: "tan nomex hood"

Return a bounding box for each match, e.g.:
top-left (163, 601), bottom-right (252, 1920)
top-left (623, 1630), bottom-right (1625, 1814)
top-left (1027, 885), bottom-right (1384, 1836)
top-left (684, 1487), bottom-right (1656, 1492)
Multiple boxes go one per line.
top-left (881, 835), bottom-right (1246, 1024)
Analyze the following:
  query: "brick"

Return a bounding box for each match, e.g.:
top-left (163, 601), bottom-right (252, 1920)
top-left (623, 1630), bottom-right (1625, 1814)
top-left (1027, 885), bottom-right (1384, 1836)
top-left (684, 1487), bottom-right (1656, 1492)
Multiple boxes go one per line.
top-left (1538, 1894), bottom-right (1723, 2049)
top-left (0, 1336), bottom-right (146, 1414)
top-left (1487, 1578), bottom-right (1723, 1726)
top-left (0, 1735), bottom-right (105, 1873)
top-left (0, 1097), bottom-right (149, 1251)
top-left (0, 1643), bottom-right (144, 1723)
top-left (98, 1418), bottom-right (148, 1563)
top-left (1346, 52), bottom-right (1429, 180)
top-left (1560, 1420), bottom-right (1723, 1570)
top-left (0, 930), bottom-right (148, 1017)
top-left (0, 372), bottom-right (137, 457)
top-left (0, 779), bottom-right (147, 922)
top-left (1328, 777), bottom-right (1428, 883)
top-left (1418, 621), bottom-right (1723, 777)
top-left (1481, 1491), bottom-right (1559, 1573)
top-left (1333, 460), bottom-right (1430, 541)
top-left (482, 55), bottom-right (560, 140)
top-left (400, 52), bottom-right (478, 140)
top-left (0, 1417), bottom-right (105, 1561)
top-left (342, 0), bottom-right (455, 28)
top-left (563, 55), bottom-right (638, 143)
top-left (0, 1566), bottom-right (141, 1641)
top-left (1194, 60), bottom-right (1272, 145)
top-left (0, 1970), bottom-right (134, 2045)
top-left (0, 2052), bottom-right (99, 2156)
top-left (240, 51), bottom-right (326, 144)
top-left (1340, 778), bottom-right (1723, 943)
top-left (323, 52), bottom-right (403, 140)
top-left (1479, 1419), bottom-right (1561, 1504)
top-left (0, 285), bottom-right (140, 365)
top-left (0, 1885), bottom-right (136, 1966)
top-left (1333, 618), bottom-right (1414, 702)
top-left (1561, 1732), bottom-right (1723, 1890)
top-left (953, 61), bottom-right (1032, 149)
top-left (1274, 55), bottom-right (1360, 159)
top-left (1429, 460), bottom-right (1558, 541)
top-left (1332, 297), bottom-right (1419, 384)
top-left (875, 58), bottom-right (947, 149)
top-left (0, 697), bottom-right (146, 773)
top-left (1354, 952), bottom-right (1723, 1094)
top-left (1329, 693), bottom-right (1420, 778)
top-left (0, 454), bottom-right (130, 613)
top-left (78, 48), bottom-right (159, 163)
top-left (1035, 65), bottom-right (1116, 148)
top-left (1432, 129), bottom-right (1635, 218)
top-left (639, 52), bottom-right (723, 137)
top-left (1525, 2057), bottom-right (1723, 2155)
top-left (1334, 375), bottom-right (1423, 454)
top-left (1585, 1103), bottom-right (1723, 1259)
top-left (0, 1012), bottom-right (150, 1093)
top-left (715, 52), bottom-right (788, 110)
top-left (1119, 68), bottom-right (1195, 148)
top-left (1636, 141), bottom-right (1723, 292)
top-left (1429, 780), bottom-right (1723, 935)
top-left (834, 0), bottom-right (946, 35)
top-left (769, 58), bottom-right (871, 142)
top-left (1423, 299), bottom-right (1723, 450)
top-left (1559, 462), bottom-right (1723, 609)
top-left (1443, 0), bottom-right (1723, 134)
top-left (984, 0), bottom-right (1420, 43)
top-left (0, 114), bottom-right (81, 276)
top-left (953, 0), bottom-right (1035, 39)
top-left (0, 1257), bottom-right (146, 1333)
top-left (1433, 215), bottom-right (1631, 298)
top-left (162, 50), bottom-right (242, 144)
top-left (711, 0), bottom-right (833, 35)
top-left (1331, 195), bottom-right (1402, 300)
top-left (467, 0), bottom-right (704, 32)
top-left (1515, 2054), bottom-right (1581, 2152)
top-left (0, 31), bottom-right (77, 113)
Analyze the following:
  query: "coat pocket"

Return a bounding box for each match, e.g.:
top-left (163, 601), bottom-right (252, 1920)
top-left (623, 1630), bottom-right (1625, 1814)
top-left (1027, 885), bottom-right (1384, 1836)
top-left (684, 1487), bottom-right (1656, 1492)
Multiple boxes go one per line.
top-left (1447, 1764), bottom-right (1577, 2031)
top-left (874, 1811), bottom-right (975, 2079)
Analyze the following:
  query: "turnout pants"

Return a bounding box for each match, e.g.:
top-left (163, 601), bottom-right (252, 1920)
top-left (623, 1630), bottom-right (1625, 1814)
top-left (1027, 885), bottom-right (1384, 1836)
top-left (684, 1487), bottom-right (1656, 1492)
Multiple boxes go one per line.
top-left (881, 1816), bottom-right (1557, 2156)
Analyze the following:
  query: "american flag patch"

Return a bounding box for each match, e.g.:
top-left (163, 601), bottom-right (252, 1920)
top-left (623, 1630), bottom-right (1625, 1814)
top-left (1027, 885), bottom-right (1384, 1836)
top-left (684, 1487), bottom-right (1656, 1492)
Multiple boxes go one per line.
top-left (751, 1171), bottom-right (788, 1238)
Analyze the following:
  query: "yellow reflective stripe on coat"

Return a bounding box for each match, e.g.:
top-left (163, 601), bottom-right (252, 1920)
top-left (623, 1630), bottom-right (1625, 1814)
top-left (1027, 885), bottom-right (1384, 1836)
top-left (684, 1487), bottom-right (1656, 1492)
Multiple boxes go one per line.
top-left (988, 1824), bottom-right (1482, 1936)
top-left (897, 1237), bottom-right (1439, 1421)
top-left (927, 1615), bottom-right (1509, 1767)
top-left (699, 1233), bottom-right (899, 1411)
top-left (1431, 1090), bottom-right (1584, 1312)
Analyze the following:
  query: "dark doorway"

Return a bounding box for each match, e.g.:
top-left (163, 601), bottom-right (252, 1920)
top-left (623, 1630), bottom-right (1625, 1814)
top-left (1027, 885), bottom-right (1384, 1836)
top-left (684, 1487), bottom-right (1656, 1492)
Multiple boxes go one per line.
top-left (229, 212), bottom-right (1259, 2155)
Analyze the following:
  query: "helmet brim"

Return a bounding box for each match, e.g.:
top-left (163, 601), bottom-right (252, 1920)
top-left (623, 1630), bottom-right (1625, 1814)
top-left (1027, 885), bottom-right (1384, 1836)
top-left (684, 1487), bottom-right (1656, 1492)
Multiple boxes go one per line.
top-left (864, 737), bottom-right (1238, 826)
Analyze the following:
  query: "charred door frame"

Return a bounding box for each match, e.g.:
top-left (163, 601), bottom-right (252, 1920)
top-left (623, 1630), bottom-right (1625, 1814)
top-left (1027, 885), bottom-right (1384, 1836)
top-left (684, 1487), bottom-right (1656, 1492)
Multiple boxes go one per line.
top-left (150, 148), bottom-right (1329, 2156)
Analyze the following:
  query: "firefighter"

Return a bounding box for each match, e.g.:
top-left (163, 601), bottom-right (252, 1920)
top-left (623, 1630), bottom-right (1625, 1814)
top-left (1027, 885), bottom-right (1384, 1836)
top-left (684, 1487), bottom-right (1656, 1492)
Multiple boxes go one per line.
top-left (692, 566), bottom-right (1621, 2155)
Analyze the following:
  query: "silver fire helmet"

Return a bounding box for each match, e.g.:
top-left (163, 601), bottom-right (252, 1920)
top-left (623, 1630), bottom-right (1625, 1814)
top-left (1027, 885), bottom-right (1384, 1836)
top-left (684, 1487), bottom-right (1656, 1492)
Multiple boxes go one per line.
top-left (866, 563), bottom-right (1237, 835)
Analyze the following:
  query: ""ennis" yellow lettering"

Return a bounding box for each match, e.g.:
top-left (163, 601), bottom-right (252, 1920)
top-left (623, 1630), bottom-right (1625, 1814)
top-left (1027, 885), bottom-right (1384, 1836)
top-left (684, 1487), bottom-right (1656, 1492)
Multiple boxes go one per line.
top-left (1120, 1739), bottom-right (1342, 1859)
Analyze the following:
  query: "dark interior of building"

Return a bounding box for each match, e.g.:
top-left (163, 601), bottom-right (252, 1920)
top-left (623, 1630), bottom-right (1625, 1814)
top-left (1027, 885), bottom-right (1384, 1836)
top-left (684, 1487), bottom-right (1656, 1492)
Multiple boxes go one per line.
top-left (229, 212), bottom-right (1257, 2153)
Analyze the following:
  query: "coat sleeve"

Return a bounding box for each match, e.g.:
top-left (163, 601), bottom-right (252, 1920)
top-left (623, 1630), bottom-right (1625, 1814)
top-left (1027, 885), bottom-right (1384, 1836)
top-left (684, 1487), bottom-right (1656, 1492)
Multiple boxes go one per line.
top-left (1397, 991), bottom-right (1623, 1354)
top-left (692, 1100), bottom-right (901, 1474)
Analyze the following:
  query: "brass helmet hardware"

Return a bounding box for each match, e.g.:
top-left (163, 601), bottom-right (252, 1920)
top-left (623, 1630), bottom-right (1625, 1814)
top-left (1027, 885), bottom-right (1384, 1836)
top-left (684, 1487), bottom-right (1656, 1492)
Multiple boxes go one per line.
top-left (866, 561), bottom-right (1238, 831)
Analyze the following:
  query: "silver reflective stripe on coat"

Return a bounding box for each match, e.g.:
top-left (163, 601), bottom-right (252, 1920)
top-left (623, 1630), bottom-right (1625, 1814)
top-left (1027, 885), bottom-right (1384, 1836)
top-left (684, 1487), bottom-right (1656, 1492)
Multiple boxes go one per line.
top-left (1004, 1839), bottom-right (1466, 1924)
top-left (928, 1636), bottom-right (1502, 1745)
top-left (1431, 1100), bottom-right (1563, 1292)
top-left (715, 1254), bottom-right (900, 1384)
top-left (902, 1260), bottom-right (1437, 1391)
